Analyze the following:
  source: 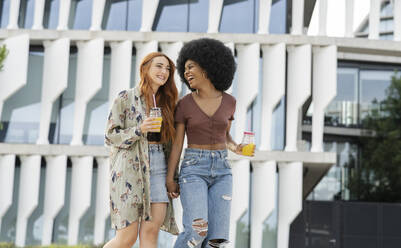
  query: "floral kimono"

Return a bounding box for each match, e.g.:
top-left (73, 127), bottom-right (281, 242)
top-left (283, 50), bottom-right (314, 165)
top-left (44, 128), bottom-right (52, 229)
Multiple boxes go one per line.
top-left (105, 86), bottom-right (179, 234)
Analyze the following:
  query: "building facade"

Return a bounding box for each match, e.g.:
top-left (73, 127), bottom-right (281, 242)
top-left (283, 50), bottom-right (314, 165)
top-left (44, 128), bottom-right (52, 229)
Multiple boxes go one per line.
top-left (0, 0), bottom-right (400, 247)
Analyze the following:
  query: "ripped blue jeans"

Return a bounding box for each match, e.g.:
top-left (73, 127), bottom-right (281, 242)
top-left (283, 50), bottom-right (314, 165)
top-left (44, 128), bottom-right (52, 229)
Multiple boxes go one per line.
top-left (174, 148), bottom-right (232, 248)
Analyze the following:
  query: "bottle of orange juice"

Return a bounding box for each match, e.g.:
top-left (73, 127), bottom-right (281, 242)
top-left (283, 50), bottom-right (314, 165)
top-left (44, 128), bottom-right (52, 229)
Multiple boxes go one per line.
top-left (147, 107), bottom-right (162, 142)
top-left (241, 131), bottom-right (255, 156)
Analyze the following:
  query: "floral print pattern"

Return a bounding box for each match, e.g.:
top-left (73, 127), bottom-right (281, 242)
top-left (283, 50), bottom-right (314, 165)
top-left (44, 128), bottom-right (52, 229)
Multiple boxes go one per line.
top-left (105, 86), bottom-right (179, 234)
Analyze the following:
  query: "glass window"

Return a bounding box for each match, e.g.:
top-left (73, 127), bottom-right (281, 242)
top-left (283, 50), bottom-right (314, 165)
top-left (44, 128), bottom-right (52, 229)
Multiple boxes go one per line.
top-left (246, 102), bottom-right (254, 132)
top-left (55, 52), bottom-right (77, 144)
top-left (220, 0), bottom-right (255, 33)
top-left (103, 0), bottom-right (128, 31)
top-left (53, 165), bottom-right (71, 244)
top-left (379, 18), bottom-right (393, 33)
top-left (126, 0), bottom-right (141, 31)
top-left (235, 211), bottom-right (250, 247)
top-left (83, 54), bottom-right (110, 145)
top-left (25, 167), bottom-right (46, 245)
top-left (44, 0), bottom-right (60, 29)
top-left (380, 1), bottom-right (393, 17)
top-left (307, 141), bottom-right (359, 201)
top-left (272, 97), bottom-right (285, 150)
top-left (18, 0), bottom-right (34, 29)
top-left (380, 33), bottom-right (394, 40)
top-left (359, 70), bottom-right (392, 122)
top-left (188, 0), bottom-right (208, 32)
top-left (153, 0), bottom-right (189, 32)
top-left (53, 50), bottom-right (137, 145)
top-left (269, 0), bottom-right (287, 34)
top-left (255, 0), bottom-right (287, 34)
top-left (77, 167), bottom-right (97, 244)
top-left (70, 0), bottom-right (92, 30)
top-left (325, 68), bottom-right (359, 127)
top-left (0, 51), bottom-right (44, 144)
top-left (0, 164), bottom-right (20, 242)
top-left (0, 0), bottom-right (10, 28)
top-left (360, 23), bottom-right (369, 33)
top-left (262, 173), bottom-right (278, 248)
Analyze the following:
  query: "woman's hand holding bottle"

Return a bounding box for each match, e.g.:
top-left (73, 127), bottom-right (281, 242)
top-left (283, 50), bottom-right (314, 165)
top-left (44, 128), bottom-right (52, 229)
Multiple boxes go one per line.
top-left (140, 117), bottom-right (162, 133)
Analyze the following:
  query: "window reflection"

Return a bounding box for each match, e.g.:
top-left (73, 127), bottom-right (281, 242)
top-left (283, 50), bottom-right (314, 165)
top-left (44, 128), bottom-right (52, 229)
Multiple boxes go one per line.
top-left (103, 0), bottom-right (142, 31)
top-left (153, 0), bottom-right (189, 32)
top-left (307, 141), bottom-right (359, 201)
top-left (103, 0), bottom-right (128, 31)
top-left (188, 0), bottom-right (208, 32)
top-left (220, 0), bottom-right (255, 33)
top-left (83, 54), bottom-right (110, 145)
top-left (70, 0), bottom-right (91, 30)
top-left (306, 68), bottom-right (397, 128)
top-left (44, 0), bottom-right (60, 29)
top-left (325, 68), bottom-right (359, 127)
top-left (56, 53), bottom-right (77, 144)
top-left (18, 0), bottom-right (34, 29)
top-left (0, 51), bottom-right (44, 144)
top-left (381, 33), bottom-right (394, 40)
top-left (380, 1), bottom-right (393, 17)
top-left (0, 0), bottom-right (10, 28)
top-left (53, 50), bottom-right (137, 145)
top-left (269, 0), bottom-right (287, 34)
top-left (0, 165), bottom-right (19, 242)
top-left (126, 0), bottom-right (141, 31)
top-left (379, 18), bottom-right (394, 33)
top-left (359, 70), bottom-right (392, 122)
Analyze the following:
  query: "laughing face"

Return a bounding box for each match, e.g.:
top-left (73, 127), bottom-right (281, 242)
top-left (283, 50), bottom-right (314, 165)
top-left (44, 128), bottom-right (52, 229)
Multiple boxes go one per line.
top-left (184, 59), bottom-right (205, 90)
top-left (148, 56), bottom-right (171, 90)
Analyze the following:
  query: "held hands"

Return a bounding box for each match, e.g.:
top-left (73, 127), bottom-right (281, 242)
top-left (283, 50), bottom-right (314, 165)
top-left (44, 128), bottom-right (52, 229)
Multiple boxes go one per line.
top-left (140, 117), bottom-right (161, 133)
top-left (166, 179), bottom-right (180, 199)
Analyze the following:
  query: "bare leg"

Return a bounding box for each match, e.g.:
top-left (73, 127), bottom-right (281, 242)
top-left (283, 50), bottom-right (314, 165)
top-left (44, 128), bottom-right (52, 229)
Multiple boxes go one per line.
top-left (103, 221), bottom-right (139, 248)
top-left (139, 203), bottom-right (167, 248)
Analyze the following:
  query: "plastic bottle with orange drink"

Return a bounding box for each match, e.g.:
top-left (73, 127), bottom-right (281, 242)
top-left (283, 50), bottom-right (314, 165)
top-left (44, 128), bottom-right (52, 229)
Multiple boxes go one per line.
top-left (147, 107), bottom-right (163, 142)
top-left (241, 131), bottom-right (255, 156)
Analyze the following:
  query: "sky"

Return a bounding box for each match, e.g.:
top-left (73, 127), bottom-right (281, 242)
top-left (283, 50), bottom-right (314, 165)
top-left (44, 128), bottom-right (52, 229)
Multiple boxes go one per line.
top-left (308, 0), bottom-right (370, 36)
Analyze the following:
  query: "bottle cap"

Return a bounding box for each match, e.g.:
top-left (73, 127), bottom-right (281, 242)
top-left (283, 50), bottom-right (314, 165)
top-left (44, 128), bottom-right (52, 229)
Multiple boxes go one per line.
top-left (244, 131), bottom-right (254, 135)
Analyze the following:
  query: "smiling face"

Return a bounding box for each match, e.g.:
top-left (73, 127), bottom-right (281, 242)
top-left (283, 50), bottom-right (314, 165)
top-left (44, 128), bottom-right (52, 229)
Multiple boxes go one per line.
top-left (148, 56), bottom-right (171, 91)
top-left (184, 59), bottom-right (206, 90)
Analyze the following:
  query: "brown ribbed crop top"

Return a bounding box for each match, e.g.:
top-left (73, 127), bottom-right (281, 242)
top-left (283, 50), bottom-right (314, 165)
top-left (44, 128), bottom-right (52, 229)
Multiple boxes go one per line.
top-left (174, 92), bottom-right (236, 145)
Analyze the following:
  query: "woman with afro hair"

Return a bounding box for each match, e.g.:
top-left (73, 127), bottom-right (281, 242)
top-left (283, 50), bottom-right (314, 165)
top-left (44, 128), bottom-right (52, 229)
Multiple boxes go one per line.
top-left (166, 38), bottom-right (254, 248)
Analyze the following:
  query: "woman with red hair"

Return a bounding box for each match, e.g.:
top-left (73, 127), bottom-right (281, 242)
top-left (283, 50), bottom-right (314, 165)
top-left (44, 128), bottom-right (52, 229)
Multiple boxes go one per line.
top-left (104, 52), bottom-right (179, 248)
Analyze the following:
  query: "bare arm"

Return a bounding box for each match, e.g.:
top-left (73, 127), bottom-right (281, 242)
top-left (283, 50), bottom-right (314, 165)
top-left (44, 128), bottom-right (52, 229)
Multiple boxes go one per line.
top-left (225, 120), bottom-right (243, 155)
top-left (226, 121), bottom-right (255, 156)
top-left (166, 123), bottom-right (185, 198)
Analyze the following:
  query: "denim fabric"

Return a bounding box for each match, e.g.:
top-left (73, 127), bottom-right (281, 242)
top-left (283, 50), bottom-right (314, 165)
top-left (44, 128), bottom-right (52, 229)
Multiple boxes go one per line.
top-left (174, 148), bottom-right (232, 248)
top-left (149, 144), bottom-right (169, 203)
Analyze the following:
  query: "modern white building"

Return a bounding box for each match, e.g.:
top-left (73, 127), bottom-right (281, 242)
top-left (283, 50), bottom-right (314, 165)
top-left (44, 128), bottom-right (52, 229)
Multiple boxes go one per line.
top-left (0, 0), bottom-right (400, 247)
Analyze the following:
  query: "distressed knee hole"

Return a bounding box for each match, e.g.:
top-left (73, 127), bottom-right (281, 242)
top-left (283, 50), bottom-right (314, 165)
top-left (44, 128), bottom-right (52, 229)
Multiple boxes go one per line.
top-left (192, 218), bottom-right (208, 236)
top-left (208, 239), bottom-right (230, 248)
top-left (222, 195), bottom-right (232, 201)
top-left (187, 237), bottom-right (202, 248)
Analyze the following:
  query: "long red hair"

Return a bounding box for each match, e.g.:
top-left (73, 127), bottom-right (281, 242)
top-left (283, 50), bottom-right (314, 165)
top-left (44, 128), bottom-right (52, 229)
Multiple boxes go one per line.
top-left (139, 52), bottom-right (178, 143)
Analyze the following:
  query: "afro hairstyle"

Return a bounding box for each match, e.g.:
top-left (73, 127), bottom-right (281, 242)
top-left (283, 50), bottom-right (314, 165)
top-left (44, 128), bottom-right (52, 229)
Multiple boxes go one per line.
top-left (176, 38), bottom-right (236, 92)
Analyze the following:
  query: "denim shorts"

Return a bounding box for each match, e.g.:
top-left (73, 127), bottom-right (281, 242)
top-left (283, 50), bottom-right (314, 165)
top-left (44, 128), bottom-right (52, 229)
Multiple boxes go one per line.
top-left (149, 144), bottom-right (169, 203)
